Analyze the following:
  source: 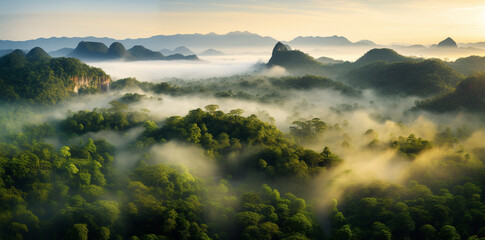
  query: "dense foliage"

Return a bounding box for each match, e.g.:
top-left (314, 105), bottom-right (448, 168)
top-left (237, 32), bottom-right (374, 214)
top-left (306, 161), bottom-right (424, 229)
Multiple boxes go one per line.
top-left (390, 134), bottom-right (433, 159)
top-left (60, 101), bottom-right (150, 136)
top-left (342, 60), bottom-right (463, 97)
top-left (415, 72), bottom-right (485, 112)
top-left (110, 74), bottom-right (360, 104)
top-left (331, 154), bottom-right (485, 240)
top-left (0, 48), bottom-right (109, 103)
top-left (2, 103), bottom-right (483, 239)
top-left (352, 48), bottom-right (415, 67)
top-left (0, 106), bottom-right (332, 240)
top-left (448, 56), bottom-right (485, 76)
top-left (267, 50), bottom-right (324, 73)
top-left (139, 106), bottom-right (340, 179)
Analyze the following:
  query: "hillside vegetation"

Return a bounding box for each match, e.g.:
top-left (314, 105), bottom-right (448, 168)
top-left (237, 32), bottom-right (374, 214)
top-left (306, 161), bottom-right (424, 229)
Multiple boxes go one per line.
top-left (0, 48), bottom-right (109, 104)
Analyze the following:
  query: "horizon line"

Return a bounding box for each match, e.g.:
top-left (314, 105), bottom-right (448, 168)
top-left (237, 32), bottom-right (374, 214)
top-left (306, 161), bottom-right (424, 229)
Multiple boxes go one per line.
top-left (1, 31), bottom-right (479, 46)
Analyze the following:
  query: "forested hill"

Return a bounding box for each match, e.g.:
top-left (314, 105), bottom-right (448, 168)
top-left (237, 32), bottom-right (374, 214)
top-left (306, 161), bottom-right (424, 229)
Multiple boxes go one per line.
top-left (265, 43), bottom-right (464, 97)
top-left (341, 59), bottom-right (463, 97)
top-left (415, 72), bottom-right (485, 112)
top-left (266, 42), bottom-right (324, 73)
top-left (0, 47), bottom-right (110, 104)
top-left (68, 41), bottom-right (200, 61)
top-left (352, 48), bottom-right (415, 67)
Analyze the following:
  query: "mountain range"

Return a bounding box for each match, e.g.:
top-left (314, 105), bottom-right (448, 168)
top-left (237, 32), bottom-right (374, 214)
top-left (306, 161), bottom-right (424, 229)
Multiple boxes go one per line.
top-left (286, 35), bottom-right (376, 47)
top-left (265, 41), bottom-right (485, 98)
top-left (68, 41), bottom-right (198, 61)
top-left (2, 33), bottom-right (482, 61)
top-left (0, 32), bottom-right (278, 52)
top-left (2, 32), bottom-right (483, 57)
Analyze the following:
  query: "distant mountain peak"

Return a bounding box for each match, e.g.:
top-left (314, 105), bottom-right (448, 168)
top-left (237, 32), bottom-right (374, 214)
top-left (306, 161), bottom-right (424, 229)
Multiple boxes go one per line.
top-left (107, 42), bottom-right (127, 59)
top-left (356, 40), bottom-right (376, 46)
top-left (172, 46), bottom-right (194, 56)
top-left (227, 31), bottom-right (254, 36)
top-left (438, 37), bottom-right (457, 48)
top-left (0, 32), bottom-right (278, 52)
top-left (272, 42), bottom-right (292, 55)
top-left (26, 47), bottom-right (51, 61)
top-left (128, 45), bottom-right (162, 59)
top-left (289, 35), bottom-right (352, 46)
top-left (354, 48), bottom-right (411, 66)
top-left (331, 35), bottom-right (347, 39)
top-left (159, 46), bottom-right (194, 56)
top-left (267, 42), bottom-right (323, 72)
top-left (67, 41), bottom-right (198, 61)
top-left (69, 41), bottom-right (109, 59)
top-left (200, 48), bottom-right (225, 56)
top-left (10, 49), bottom-right (26, 56)
top-left (174, 46), bottom-right (189, 50)
top-left (0, 49), bottom-right (28, 67)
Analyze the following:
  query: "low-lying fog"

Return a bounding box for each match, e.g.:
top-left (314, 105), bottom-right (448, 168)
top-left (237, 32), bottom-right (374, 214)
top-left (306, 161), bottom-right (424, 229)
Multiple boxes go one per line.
top-left (87, 55), bottom-right (271, 82)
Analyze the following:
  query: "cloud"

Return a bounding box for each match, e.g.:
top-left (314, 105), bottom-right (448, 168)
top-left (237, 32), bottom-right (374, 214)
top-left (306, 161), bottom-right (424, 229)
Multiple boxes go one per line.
top-left (87, 55), bottom-right (269, 82)
top-left (149, 141), bottom-right (218, 177)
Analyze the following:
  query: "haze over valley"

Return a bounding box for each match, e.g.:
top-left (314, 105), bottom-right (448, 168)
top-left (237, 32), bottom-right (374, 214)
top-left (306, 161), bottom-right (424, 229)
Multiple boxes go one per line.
top-left (1, 1), bottom-right (485, 240)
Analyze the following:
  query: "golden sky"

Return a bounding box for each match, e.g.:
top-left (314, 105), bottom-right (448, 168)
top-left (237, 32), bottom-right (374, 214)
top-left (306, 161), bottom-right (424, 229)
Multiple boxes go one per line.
top-left (1, 0), bottom-right (485, 44)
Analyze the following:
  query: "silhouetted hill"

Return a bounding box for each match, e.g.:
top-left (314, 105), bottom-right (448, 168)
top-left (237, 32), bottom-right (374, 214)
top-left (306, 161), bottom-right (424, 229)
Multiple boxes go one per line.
top-left (267, 42), bottom-right (323, 72)
top-left (272, 42), bottom-right (291, 54)
top-left (288, 35), bottom-right (377, 47)
top-left (165, 54), bottom-right (199, 61)
top-left (0, 36), bottom-right (115, 52)
top-left (438, 37), bottom-right (458, 48)
top-left (129, 31), bottom-right (277, 50)
top-left (172, 46), bottom-right (194, 56)
top-left (355, 40), bottom-right (376, 46)
top-left (289, 35), bottom-right (353, 46)
top-left (448, 55), bottom-right (485, 75)
top-left (107, 42), bottom-right (127, 59)
top-left (455, 72), bottom-right (485, 98)
top-left (160, 48), bottom-right (172, 56)
top-left (68, 41), bottom-right (109, 60)
top-left (26, 47), bottom-right (51, 62)
top-left (0, 49), bottom-right (28, 67)
top-left (127, 45), bottom-right (164, 60)
top-left (199, 49), bottom-right (225, 56)
top-left (317, 56), bottom-right (344, 64)
top-left (343, 59), bottom-right (463, 97)
top-left (353, 48), bottom-right (414, 66)
top-left (160, 46), bottom-right (195, 56)
top-left (48, 47), bottom-right (74, 57)
top-left (65, 41), bottom-right (198, 61)
top-left (0, 48), bottom-right (110, 103)
top-left (271, 75), bottom-right (360, 96)
top-left (402, 44), bottom-right (426, 49)
top-left (415, 72), bottom-right (485, 112)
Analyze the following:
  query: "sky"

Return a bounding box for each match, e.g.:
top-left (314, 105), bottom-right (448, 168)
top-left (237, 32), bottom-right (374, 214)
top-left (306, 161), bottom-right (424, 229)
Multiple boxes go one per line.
top-left (1, 0), bottom-right (485, 44)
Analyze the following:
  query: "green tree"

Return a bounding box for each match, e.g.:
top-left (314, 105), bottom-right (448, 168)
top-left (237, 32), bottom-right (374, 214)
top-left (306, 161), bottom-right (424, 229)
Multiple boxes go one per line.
top-left (204, 104), bottom-right (219, 114)
top-left (69, 223), bottom-right (88, 240)
top-left (420, 224), bottom-right (437, 240)
top-left (437, 225), bottom-right (460, 240)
